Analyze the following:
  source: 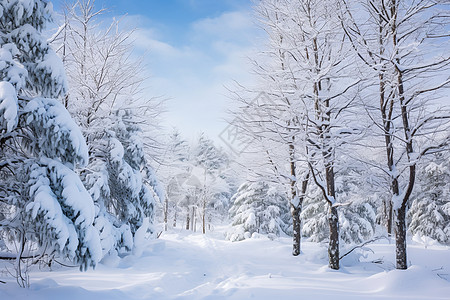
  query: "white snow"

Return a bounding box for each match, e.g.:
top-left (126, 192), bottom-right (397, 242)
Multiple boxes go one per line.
top-left (0, 81), bottom-right (18, 132)
top-left (24, 97), bottom-right (89, 167)
top-left (1, 227), bottom-right (449, 299)
top-left (25, 158), bottom-right (102, 263)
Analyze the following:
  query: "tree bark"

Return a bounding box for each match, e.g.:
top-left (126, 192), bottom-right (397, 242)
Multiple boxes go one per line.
top-left (186, 207), bottom-right (190, 230)
top-left (328, 206), bottom-right (340, 270)
top-left (173, 210), bottom-right (177, 228)
top-left (395, 206), bottom-right (407, 269)
top-left (289, 142), bottom-right (300, 256)
top-left (384, 199), bottom-right (394, 235)
top-left (191, 207), bottom-right (195, 232)
top-left (164, 195), bottom-right (169, 231)
top-left (291, 205), bottom-right (301, 256)
top-left (202, 200), bottom-right (206, 234)
top-left (291, 173), bottom-right (309, 256)
top-left (326, 164), bottom-right (339, 270)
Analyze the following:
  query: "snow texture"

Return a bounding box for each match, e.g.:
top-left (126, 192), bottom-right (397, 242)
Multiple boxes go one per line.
top-left (1, 228), bottom-right (449, 299)
top-left (25, 157), bottom-right (102, 269)
top-left (24, 97), bottom-right (89, 167)
top-left (0, 81), bottom-right (18, 132)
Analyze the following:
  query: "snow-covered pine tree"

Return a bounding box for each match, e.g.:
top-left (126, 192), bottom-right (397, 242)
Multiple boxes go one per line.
top-left (408, 154), bottom-right (450, 244)
top-left (301, 188), bottom-right (329, 243)
top-left (226, 181), bottom-right (290, 241)
top-left (83, 110), bottom-right (163, 256)
top-left (160, 128), bottom-right (191, 230)
top-left (302, 168), bottom-right (377, 245)
top-left (0, 0), bottom-right (102, 277)
top-left (193, 133), bottom-right (229, 172)
top-left (189, 133), bottom-right (233, 233)
top-left (50, 0), bottom-right (164, 256)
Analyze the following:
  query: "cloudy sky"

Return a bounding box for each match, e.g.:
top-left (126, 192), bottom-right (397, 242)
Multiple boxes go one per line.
top-left (53, 0), bottom-right (263, 145)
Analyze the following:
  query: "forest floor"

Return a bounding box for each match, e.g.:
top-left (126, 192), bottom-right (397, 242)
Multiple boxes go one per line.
top-left (1, 227), bottom-right (450, 299)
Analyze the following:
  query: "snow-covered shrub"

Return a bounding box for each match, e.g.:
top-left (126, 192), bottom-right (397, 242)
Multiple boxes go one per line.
top-left (226, 181), bottom-right (290, 241)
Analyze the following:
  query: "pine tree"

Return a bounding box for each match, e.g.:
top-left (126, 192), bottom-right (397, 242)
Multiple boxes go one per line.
top-left (0, 0), bottom-right (102, 278)
top-left (302, 169), bottom-right (377, 245)
top-left (180, 133), bottom-right (232, 233)
top-left (83, 110), bottom-right (162, 256)
top-left (409, 155), bottom-right (450, 244)
top-left (50, 0), bottom-right (164, 255)
top-left (161, 128), bottom-right (191, 230)
top-left (226, 181), bottom-right (290, 241)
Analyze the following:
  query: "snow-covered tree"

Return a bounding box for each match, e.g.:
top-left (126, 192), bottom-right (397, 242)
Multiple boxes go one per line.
top-left (0, 0), bottom-right (102, 282)
top-left (302, 168), bottom-right (377, 245)
top-left (160, 128), bottom-right (191, 230)
top-left (50, 0), bottom-right (164, 256)
top-left (340, 0), bottom-right (450, 269)
top-left (231, 0), bottom-right (311, 257)
top-left (227, 181), bottom-right (290, 241)
top-left (82, 110), bottom-right (162, 256)
top-left (409, 154), bottom-right (450, 244)
top-left (193, 133), bottom-right (233, 231)
top-left (173, 134), bottom-right (233, 233)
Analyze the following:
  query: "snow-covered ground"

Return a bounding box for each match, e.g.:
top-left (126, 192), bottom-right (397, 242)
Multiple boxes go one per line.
top-left (1, 228), bottom-right (450, 299)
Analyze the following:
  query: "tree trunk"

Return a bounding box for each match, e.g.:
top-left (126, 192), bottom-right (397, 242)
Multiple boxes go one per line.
top-left (186, 208), bottom-right (190, 230)
top-left (325, 163), bottom-right (339, 270)
top-left (164, 195), bottom-right (169, 231)
top-left (387, 200), bottom-right (393, 235)
top-left (395, 207), bottom-right (407, 269)
top-left (291, 206), bottom-right (301, 256)
top-left (173, 210), bottom-right (177, 228)
top-left (328, 206), bottom-right (339, 270)
top-left (191, 207), bottom-right (195, 232)
top-left (202, 200), bottom-right (206, 234)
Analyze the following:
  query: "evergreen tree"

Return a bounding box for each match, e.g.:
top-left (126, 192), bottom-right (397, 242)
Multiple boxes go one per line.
top-left (302, 168), bottom-right (377, 245)
top-left (0, 0), bottom-right (102, 277)
top-left (226, 181), bottom-right (290, 241)
top-left (160, 128), bottom-right (191, 230)
top-left (166, 133), bottom-right (233, 233)
top-left (83, 110), bottom-right (162, 255)
top-left (51, 0), bottom-right (164, 255)
top-left (409, 155), bottom-right (450, 244)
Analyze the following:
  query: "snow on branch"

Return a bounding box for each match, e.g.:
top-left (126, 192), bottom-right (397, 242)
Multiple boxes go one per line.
top-left (0, 81), bottom-right (18, 132)
top-left (25, 158), bottom-right (102, 270)
top-left (23, 97), bottom-right (89, 167)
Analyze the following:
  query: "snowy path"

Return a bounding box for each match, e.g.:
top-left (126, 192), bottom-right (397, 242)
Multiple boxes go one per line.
top-left (1, 230), bottom-right (450, 299)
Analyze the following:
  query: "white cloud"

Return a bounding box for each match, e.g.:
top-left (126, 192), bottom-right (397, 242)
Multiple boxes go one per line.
top-left (191, 11), bottom-right (254, 40)
top-left (132, 29), bottom-right (182, 57)
top-left (126, 9), bottom-right (263, 144)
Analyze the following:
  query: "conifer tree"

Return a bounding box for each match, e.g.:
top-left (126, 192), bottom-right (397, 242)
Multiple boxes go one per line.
top-left (227, 181), bottom-right (290, 241)
top-left (0, 0), bottom-right (102, 281)
top-left (409, 154), bottom-right (450, 244)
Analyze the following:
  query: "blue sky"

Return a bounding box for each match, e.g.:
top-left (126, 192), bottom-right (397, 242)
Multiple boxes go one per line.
top-left (52, 0), bottom-right (262, 145)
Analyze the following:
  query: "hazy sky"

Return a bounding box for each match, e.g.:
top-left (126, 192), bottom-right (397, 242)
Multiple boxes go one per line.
top-left (53, 0), bottom-right (263, 145)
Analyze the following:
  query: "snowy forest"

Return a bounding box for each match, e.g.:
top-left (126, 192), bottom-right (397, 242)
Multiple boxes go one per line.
top-left (0, 0), bottom-right (450, 299)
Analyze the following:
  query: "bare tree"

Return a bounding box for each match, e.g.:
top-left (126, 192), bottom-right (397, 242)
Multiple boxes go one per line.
top-left (277, 0), bottom-right (361, 270)
top-left (50, 0), bottom-right (166, 255)
top-left (229, 27), bottom-right (309, 257)
top-left (340, 0), bottom-right (450, 269)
